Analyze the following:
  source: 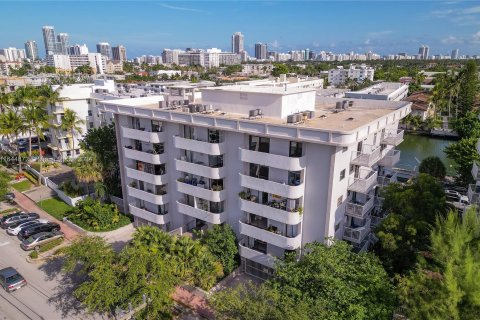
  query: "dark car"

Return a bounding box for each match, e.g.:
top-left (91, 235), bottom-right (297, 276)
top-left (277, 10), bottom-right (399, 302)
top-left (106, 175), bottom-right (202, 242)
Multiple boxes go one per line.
top-left (1, 212), bottom-right (39, 229)
top-left (18, 222), bottom-right (60, 240)
top-left (0, 267), bottom-right (27, 292)
top-left (3, 192), bottom-right (15, 203)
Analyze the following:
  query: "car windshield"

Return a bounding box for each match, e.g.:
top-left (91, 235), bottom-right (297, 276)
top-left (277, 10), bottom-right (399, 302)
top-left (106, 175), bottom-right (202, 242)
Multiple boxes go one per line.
top-left (24, 236), bottom-right (36, 244)
top-left (6, 274), bottom-right (23, 284)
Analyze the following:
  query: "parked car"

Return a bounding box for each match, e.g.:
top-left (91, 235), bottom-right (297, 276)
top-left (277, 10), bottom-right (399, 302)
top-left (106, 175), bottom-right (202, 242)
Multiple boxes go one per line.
top-left (17, 222), bottom-right (60, 240)
top-left (21, 230), bottom-right (64, 251)
top-left (0, 267), bottom-right (27, 292)
top-left (7, 219), bottom-right (49, 236)
top-left (3, 192), bottom-right (15, 203)
top-left (445, 189), bottom-right (461, 203)
top-left (1, 212), bottom-right (39, 229)
top-left (0, 211), bottom-right (24, 224)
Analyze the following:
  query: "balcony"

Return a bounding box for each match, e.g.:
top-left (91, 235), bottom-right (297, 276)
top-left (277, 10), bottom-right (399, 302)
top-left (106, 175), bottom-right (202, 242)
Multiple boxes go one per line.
top-left (238, 148), bottom-right (306, 171)
top-left (351, 145), bottom-right (381, 167)
top-left (377, 172), bottom-right (398, 187)
top-left (124, 147), bottom-right (167, 165)
top-left (468, 184), bottom-right (480, 204)
top-left (239, 173), bottom-right (305, 199)
top-left (239, 221), bottom-right (302, 250)
top-left (174, 158), bottom-right (226, 179)
top-left (122, 126), bottom-right (165, 143)
top-left (126, 167), bottom-right (168, 185)
top-left (382, 130), bottom-right (404, 146)
top-left (176, 201), bottom-right (226, 224)
top-left (378, 149), bottom-right (401, 167)
top-left (343, 219), bottom-right (371, 244)
top-left (127, 185), bottom-right (168, 205)
top-left (348, 170), bottom-right (378, 194)
top-left (239, 198), bottom-right (303, 225)
top-left (129, 203), bottom-right (170, 225)
top-left (238, 239), bottom-right (275, 268)
top-left (176, 180), bottom-right (226, 202)
top-left (472, 162), bottom-right (480, 181)
top-left (345, 196), bottom-right (374, 218)
top-left (173, 135), bottom-right (226, 156)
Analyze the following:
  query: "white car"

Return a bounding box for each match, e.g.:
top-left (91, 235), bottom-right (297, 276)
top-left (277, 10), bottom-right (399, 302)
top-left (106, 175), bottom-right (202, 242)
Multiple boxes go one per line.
top-left (7, 219), bottom-right (49, 236)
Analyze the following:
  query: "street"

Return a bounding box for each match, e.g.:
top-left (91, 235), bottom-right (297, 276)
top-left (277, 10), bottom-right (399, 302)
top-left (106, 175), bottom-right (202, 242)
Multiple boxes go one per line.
top-left (0, 226), bottom-right (103, 320)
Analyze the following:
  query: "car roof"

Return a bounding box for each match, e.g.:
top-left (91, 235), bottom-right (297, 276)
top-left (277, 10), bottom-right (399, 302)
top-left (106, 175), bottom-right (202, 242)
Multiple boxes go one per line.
top-left (32, 232), bottom-right (49, 239)
top-left (0, 267), bottom-right (18, 277)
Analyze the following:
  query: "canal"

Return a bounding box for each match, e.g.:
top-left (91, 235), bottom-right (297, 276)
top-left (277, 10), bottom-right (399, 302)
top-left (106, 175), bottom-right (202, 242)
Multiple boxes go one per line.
top-left (396, 134), bottom-right (457, 176)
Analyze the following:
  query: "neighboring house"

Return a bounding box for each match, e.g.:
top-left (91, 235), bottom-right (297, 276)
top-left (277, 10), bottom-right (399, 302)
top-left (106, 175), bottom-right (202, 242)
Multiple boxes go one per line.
top-left (404, 91), bottom-right (434, 121)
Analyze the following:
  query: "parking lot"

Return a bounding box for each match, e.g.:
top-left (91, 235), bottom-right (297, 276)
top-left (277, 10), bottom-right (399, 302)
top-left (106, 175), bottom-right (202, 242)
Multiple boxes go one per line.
top-left (0, 216), bottom-right (103, 320)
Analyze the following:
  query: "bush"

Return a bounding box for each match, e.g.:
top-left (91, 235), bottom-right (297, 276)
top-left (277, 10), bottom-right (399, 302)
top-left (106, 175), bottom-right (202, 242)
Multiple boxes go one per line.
top-left (418, 156), bottom-right (446, 180)
top-left (29, 251), bottom-right (39, 259)
top-left (39, 238), bottom-right (63, 253)
top-left (199, 224), bottom-right (239, 275)
top-left (60, 180), bottom-right (85, 197)
top-left (66, 197), bottom-right (128, 231)
top-left (23, 170), bottom-right (38, 185)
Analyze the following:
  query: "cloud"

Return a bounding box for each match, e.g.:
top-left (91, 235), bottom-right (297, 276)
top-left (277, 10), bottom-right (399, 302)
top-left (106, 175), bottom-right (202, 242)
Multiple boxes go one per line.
top-left (157, 3), bottom-right (208, 14)
top-left (269, 40), bottom-right (280, 49)
top-left (431, 5), bottom-right (480, 25)
top-left (471, 31), bottom-right (480, 43)
top-left (441, 35), bottom-right (463, 44)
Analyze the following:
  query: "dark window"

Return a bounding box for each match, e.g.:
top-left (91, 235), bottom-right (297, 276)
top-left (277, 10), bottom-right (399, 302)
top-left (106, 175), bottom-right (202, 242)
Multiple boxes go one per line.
top-left (337, 195), bottom-right (343, 207)
top-left (340, 169), bottom-right (346, 181)
top-left (289, 141), bottom-right (303, 157)
top-left (249, 136), bottom-right (270, 153)
top-left (151, 120), bottom-right (163, 132)
top-left (249, 163), bottom-right (269, 180)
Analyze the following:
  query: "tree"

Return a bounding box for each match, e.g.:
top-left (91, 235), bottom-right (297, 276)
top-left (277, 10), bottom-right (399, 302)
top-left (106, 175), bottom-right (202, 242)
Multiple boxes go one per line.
top-left (271, 64), bottom-right (289, 77)
top-left (0, 108), bottom-right (26, 172)
top-left (271, 240), bottom-right (395, 320)
top-left (445, 137), bottom-right (480, 185)
top-left (60, 108), bottom-right (85, 157)
top-left (65, 197), bottom-right (120, 231)
top-left (71, 150), bottom-right (103, 193)
top-left (398, 208), bottom-right (480, 319)
top-left (418, 156), bottom-right (446, 180)
top-left (212, 281), bottom-right (309, 320)
top-left (374, 174), bottom-right (447, 275)
top-left (199, 224), bottom-right (238, 274)
top-left (451, 111), bottom-right (480, 139)
top-left (0, 170), bottom-right (10, 199)
top-left (457, 60), bottom-right (478, 116)
top-left (74, 65), bottom-right (93, 75)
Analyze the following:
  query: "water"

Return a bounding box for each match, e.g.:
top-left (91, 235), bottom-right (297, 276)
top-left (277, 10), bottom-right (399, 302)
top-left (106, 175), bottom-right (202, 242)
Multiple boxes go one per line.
top-left (397, 134), bottom-right (457, 175)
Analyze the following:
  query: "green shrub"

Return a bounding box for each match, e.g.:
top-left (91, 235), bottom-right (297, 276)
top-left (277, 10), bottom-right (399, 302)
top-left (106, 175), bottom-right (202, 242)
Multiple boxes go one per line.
top-left (29, 251), bottom-right (39, 259)
top-left (60, 180), bottom-right (85, 197)
top-left (23, 170), bottom-right (38, 185)
top-left (39, 238), bottom-right (64, 253)
top-left (66, 197), bottom-right (127, 231)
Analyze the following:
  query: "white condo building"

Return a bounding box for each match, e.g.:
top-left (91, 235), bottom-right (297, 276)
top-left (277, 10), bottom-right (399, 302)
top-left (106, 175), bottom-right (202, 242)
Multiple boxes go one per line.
top-left (99, 83), bottom-right (410, 279)
top-left (345, 82), bottom-right (409, 101)
top-left (328, 64), bottom-right (375, 86)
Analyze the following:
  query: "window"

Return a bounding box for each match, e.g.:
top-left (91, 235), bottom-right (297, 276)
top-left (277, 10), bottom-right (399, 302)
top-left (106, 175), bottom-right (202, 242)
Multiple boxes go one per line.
top-left (66, 151), bottom-right (71, 157)
top-left (249, 136), bottom-right (269, 153)
top-left (249, 163), bottom-right (269, 180)
top-left (76, 149), bottom-right (80, 155)
top-left (152, 120), bottom-right (163, 132)
top-left (337, 195), bottom-right (343, 207)
top-left (88, 110), bottom-right (92, 116)
top-left (89, 122), bottom-right (94, 129)
top-left (289, 141), bottom-right (303, 157)
top-left (340, 169), bottom-right (346, 181)
top-left (288, 171), bottom-right (301, 186)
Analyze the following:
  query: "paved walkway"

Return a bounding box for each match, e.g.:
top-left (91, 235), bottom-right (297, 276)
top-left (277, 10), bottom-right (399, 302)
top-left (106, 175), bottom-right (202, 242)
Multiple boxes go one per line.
top-left (172, 286), bottom-right (214, 319)
top-left (23, 185), bottom-right (56, 202)
top-left (12, 190), bottom-right (81, 240)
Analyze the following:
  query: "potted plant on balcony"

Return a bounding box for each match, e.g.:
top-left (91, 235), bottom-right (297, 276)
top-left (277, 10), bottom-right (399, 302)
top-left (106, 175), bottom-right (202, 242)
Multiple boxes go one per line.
top-left (297, 206), bottom-right (303, 215)
top-left (239, 191), bottom-right (247, 199)
top-left (177, 177), bottom-right (185, 183)
top-left (212, 185), bottom-right (223, 191)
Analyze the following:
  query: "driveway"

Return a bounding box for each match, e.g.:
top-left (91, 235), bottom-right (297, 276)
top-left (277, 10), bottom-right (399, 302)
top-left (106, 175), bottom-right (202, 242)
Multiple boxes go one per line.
top-left (0, 226), bottom-right (104, 320)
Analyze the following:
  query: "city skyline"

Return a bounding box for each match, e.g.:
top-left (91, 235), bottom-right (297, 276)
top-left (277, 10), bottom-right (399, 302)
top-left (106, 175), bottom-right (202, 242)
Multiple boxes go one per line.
top-left (1, 1), bottom-right (480, 58)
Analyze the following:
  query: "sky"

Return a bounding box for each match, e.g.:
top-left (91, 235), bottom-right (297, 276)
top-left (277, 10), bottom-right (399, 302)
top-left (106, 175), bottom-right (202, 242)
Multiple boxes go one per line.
top-left (1, 0), bottom-right (480, 58)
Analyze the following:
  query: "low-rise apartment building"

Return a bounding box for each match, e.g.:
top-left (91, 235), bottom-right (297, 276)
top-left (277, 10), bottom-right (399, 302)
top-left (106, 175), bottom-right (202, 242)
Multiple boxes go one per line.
top-left (99, 84), bottom-right (410, 279)
top-left (328, 64), bottom-right (375, 86)
top-left (345, 82), bottom-right (409, 101)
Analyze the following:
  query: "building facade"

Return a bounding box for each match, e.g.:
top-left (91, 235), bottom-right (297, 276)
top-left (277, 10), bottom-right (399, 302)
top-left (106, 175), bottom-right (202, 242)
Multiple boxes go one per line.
top-left (99, 84), bottom-right (410, 279)
top-left (0, 48), bottom-right (26, 62)
top-left (24, 41), bottom-right (39, 61)
top-left (328, 64), bottom-right (375, 86)
top-left (42, 26), bottom-right (57, 56)
top-left (232, 32), bottom-right (244, 54)
top-left (112, 45), bottom-right (127, 62)
top-left (56, 33), bottom-right (69, 55)
top-left (255, 43), bottom-right (267, 60)
top-left (97, 42), bottom-right (112, 60)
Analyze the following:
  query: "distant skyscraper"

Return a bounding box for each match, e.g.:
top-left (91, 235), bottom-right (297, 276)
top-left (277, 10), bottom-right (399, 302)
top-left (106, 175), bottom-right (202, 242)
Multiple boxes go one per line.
top-left (42, 26), bottom-right (57, 55)
top-left (418, 45), bottom-right (430, 60)
top-left (254, 43), bottom-right (267, 60)
top-left (451, 49), bottom-right (459, 60)
top-left (231, 32), bottom-right (244, 54)
top-left (56, 33), bottom-right (69, 55)
top-left (24, 40), bottom-right (39, 60)
top-left (304, 48), bottom-right (310, 61)
top-left (96, 42), bottom-right (112, 60)
top-left (67, 44), bottom-right (89, 55)
top-left (112, 45), bottom-right (127, 61)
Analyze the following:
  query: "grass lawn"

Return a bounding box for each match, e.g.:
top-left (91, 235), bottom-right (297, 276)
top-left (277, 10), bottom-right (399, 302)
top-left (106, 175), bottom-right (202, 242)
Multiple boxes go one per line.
top-left (37, 197), bottom-right (71, 220)
top-left (11, 180), bottom-right (33, 192)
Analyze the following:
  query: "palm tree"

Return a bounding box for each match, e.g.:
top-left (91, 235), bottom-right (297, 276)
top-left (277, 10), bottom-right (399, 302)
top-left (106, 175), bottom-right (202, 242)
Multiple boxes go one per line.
top-left (0, 108), bottom-right (26, 172)
top-left (30, 108), bottom-right (51, 184)
top-left (60, 109), bottom-right (85, 158)
top-left (72, 150), bottom-right (103, 194)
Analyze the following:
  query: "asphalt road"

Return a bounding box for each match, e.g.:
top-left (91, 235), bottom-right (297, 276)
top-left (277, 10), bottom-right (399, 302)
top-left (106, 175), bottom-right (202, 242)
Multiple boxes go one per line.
top-left (0, 227), bottom-right (104, 320)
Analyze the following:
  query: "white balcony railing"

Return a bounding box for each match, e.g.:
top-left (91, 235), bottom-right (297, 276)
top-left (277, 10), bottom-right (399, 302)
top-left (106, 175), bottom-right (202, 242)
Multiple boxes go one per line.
top-left (238, 239), bottom-right (276, 268)
top-left (238, 148), bottom-right (306, 171)
top-left (472, 162), bottom-right (480, 181)
top-left (127, 185), bottom-right (168, 205)
top-left (468, 184), bottom-right (480, 204)
top-left (122, 126), bottom-right (166, 143)
top-left (176, 181), bottom-right (226, 202)
top-left (343, 219), bottom-right (371, 244)
top-left (126, 167), bottom-right (168, 185)
top-left (124, 147), bottom-right (167, 165)
top-left (239, 221), bottom-right (302, 250)
top-left (173, 135), bottom-right (226, 155)
top-left (348, 170), bottom-right (378, 194)
top-left (351, 145), bottom-right (381, 167)
top-left (239, 173), bottom-right (305, 199)
top-left (239, 198), bottom-right (303, 225)
top-left (174, 158), bottom-right (226, 179)
top-left (345, 197), bottom-right (374, 218)
top-left (377, 172), bottom-right (398, 187)
top-left (378, 149), bottom-right (401, 167)
top-left (382, 130), bottom-right (404, 146)
top-left (176, 201), bottom-right (226, 224)
top-left (129, 203), bottom-right (170, 225)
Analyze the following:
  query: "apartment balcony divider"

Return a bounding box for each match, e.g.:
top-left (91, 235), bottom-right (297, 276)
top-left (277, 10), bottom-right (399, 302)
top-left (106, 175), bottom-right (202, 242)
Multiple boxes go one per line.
top-left (345, 196), bottom-right (374, 219)
top-left (343, 218), bottom-right (371, 244)
top-left (467, 184), bottom-right (480, 204)
top-left (239, 173), bottom-right (305, 199)
top-left (127, 185), bottom-right (168, 205)
top-left (382, 130), bottom-right (404, 146)
top-left (238, 220), bottom-right (302, 250)
top-left (176, 200), bottom-right (226, 224)
top-left (351, 145), bottom-right (381, 167)
top-left (239, 197), bottom-right (303, 225)
top-left (124, 147), bottom-right (167, 165)
top-left (176, 180), bottom-right (226, 202)
top-left (121, 126), bottom-right (166, 143)
top-left (174, 158), bottom-right (226, 179)
top-left (378, 149), bottom-right (401, 167)
top-left (129, 203), bottom-right (171, 225)
top-left (126, 167), bottom-right (168, 185)
top-left (238, 147), bottom-right (306, 171)
top-left (238, 238), bottom-right (276, 268)
top-left (347, 170), bottom-right (378, 194)
top-left (173, 135), bottom-right (226, 156)
top-left (472, 162), bottom-right (480, 181)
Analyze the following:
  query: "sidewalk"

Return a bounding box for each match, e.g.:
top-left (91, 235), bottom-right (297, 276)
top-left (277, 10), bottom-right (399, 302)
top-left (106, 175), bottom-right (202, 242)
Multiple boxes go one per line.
top-left (172, 286), bottom-right (214, 319)
top-left (12, 190), bottom-right (82, 241)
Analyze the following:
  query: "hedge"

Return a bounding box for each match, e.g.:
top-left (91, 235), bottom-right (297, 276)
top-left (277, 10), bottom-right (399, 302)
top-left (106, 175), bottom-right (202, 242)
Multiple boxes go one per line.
top-left (38, 238), bottom-right (64, 253)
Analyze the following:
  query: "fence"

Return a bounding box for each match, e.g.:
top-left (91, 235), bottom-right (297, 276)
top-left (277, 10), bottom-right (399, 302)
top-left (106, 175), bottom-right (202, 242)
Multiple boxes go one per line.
top-left (23, 164), bottom-right (47, 185)
top-left (45, 178), bottom-right (88, 206)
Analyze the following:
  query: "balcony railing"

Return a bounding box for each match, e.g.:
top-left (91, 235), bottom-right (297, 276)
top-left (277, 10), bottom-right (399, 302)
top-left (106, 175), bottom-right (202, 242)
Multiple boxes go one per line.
top-left (176, 201), bottom-right (226, 224)
top-left (173, 135), bottom-right (225, 155)
top-left (238, 147), bottom-right (306, 171)
top-left (239, 197), bottom-right (303, 225)
top-left (378, 149), bottom-right (401, 167)
top-left (382, 130), bottom-right (404, 146)
top-left (124, 147), bottom-right (167, 165)
top-left (351, 145), bottom-right (381, 167)
top-left (126, 167), bottom-right (168, 185)
top-left (238, 239), bottom-right (276, 268)
top-left (175, 158), bottom-right (226, 179)
top-left (239, 173), bottom-right (304, 199)
top-left (468, 184), bottom-right (480, 204)
top-left (472, 162), bottom-right (480, 181)
top-left (343, 218), bottom-right (371, 244)
top-left (345, 196), bottom-right (374, 218)
top-left (127, 185), bottom-right (168, 205)
top-left (122, 126), bottom-right (166, 143)
top-left (377, 171), bottom-right (398, 187)
top-left (239, 221), bottom-right (302, 250)
top-left (348, 170), bottom-right (378, 194)
top-left (129, 203), bottom-right (170, 225)
top-left (176, 180), bottom-right (226, 202)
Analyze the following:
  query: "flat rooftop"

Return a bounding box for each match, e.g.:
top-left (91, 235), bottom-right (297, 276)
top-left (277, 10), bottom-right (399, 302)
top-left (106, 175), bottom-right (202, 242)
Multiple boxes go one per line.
top-left (347, 82), bottom-right (406, 96)
top-left (201, 85), bottom-right (315, 95)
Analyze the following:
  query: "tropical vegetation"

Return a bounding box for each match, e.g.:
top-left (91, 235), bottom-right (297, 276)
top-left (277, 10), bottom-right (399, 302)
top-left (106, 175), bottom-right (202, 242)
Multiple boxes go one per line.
top-left (418, 156), bottom-right (446, 180)
top-left (198, 224), bottom-right (239, 275)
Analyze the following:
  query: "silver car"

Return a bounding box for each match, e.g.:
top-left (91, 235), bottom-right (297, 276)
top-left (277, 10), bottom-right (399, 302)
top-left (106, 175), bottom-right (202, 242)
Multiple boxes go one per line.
top-left (7, 219), bottom-right (49, 236)
top-left (21, 231), bottom-right (64, 251)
